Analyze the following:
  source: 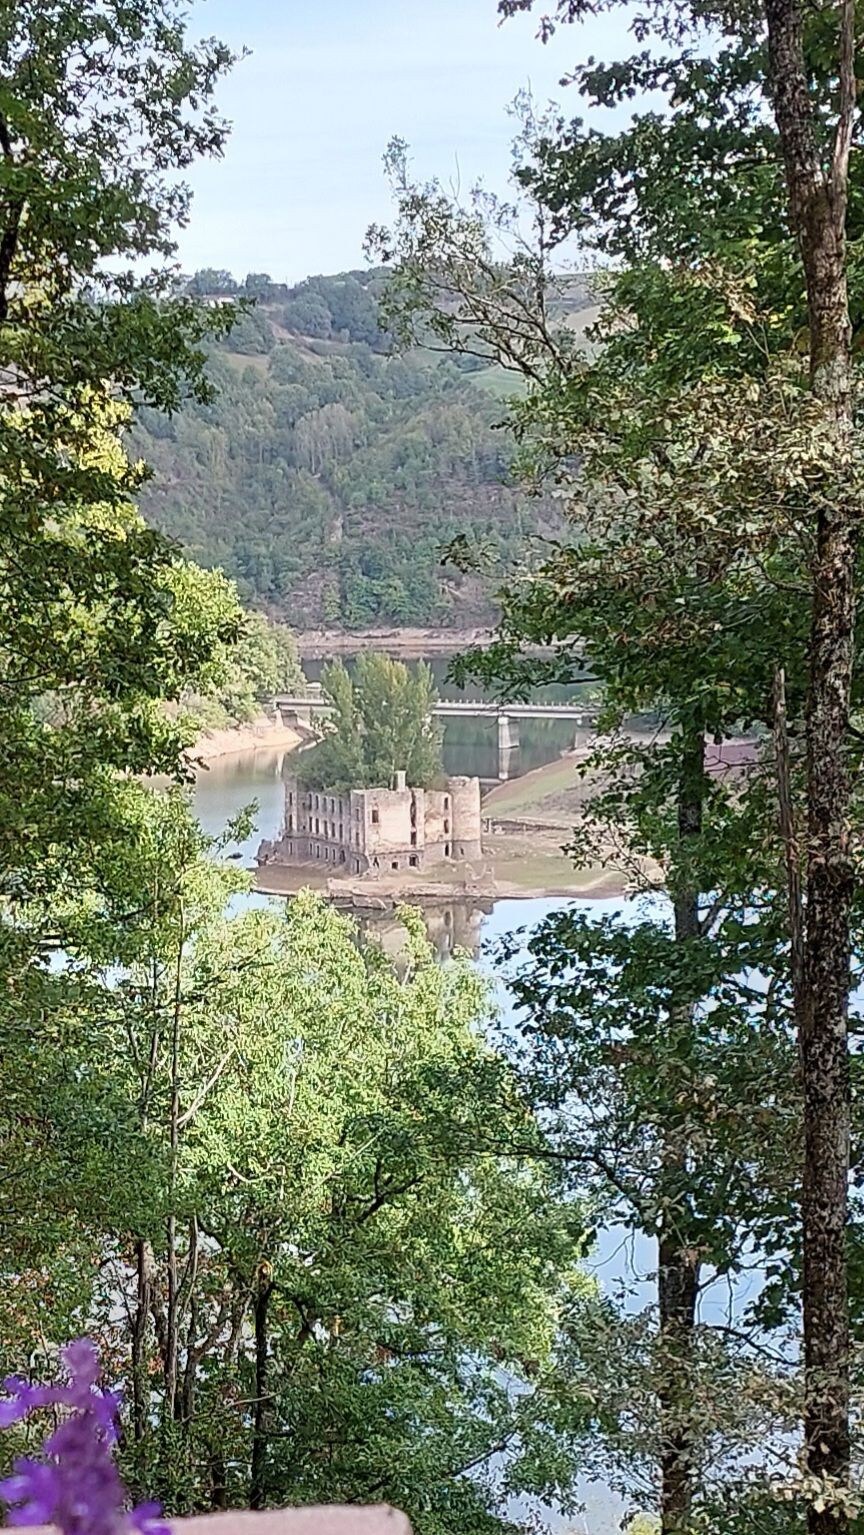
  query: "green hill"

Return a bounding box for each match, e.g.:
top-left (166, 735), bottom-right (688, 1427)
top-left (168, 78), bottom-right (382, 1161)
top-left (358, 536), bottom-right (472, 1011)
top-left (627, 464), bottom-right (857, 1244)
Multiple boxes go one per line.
top-left (133, 269), bottom-right (582, 630)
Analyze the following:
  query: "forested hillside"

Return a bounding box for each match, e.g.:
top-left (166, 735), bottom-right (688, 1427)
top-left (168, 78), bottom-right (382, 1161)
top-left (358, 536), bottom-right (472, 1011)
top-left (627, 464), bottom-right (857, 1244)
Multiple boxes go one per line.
top-left (134, 270), bottom-right (567, 628)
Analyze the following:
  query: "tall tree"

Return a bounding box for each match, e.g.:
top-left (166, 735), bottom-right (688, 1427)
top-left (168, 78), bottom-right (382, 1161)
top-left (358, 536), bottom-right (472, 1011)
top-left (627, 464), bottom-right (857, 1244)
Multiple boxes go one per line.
top-left (0, 0), bottom-right (253, 1381)
top-left (515, 3), bottom-right (863, 1517)
top-left (298, 654), bottom-right (443, 790)
top-left (761, 3), bottom-right (857, 1524)
top-left (369, 44), bottom-right (864, 1525)
top-left (490, 15), bottom-right (862, 1521)
top-left (0, 0), bottom-right (243, 941)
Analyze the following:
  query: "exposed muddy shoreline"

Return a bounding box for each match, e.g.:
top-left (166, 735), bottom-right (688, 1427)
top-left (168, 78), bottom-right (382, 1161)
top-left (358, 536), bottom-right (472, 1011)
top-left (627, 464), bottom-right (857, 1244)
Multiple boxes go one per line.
top-left (190, 716), bottom-right (302, 764)
top-left (292, 626), bottom-right (495, 659)
top-left (252, 862), bottom-right (628, 905)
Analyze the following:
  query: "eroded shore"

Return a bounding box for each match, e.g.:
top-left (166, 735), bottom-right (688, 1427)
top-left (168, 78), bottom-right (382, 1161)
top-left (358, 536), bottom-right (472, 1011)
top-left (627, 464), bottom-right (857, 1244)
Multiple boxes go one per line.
top-left (293, 626), bottom-right (495, 659)
top-left (191, 716), bottom-right (302, 763)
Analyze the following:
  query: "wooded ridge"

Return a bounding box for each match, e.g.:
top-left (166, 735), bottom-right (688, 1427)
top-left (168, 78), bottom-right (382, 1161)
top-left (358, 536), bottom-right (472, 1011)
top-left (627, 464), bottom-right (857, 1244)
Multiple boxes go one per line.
top-left (132, 269), bottom-right (591, 629)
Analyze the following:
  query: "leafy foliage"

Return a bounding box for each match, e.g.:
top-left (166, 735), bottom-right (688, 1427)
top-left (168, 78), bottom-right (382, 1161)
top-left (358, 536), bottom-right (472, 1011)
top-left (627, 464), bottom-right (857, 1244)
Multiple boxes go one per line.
top-left (184, 610), bottom-right (304, 729)
top-left (370, 64), bottom-right (864, 1535)
top-left (3, 783), bottom-right (592, 1535)
top-left (0, 0), bottom-right (248, 951)
top-left (298, 653), bottom-right (443, 790)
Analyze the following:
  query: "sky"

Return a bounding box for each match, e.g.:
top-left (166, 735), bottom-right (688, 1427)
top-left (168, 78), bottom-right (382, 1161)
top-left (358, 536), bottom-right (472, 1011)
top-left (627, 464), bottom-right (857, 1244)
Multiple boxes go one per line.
top-left (177, 0), bottom-right (631, 283)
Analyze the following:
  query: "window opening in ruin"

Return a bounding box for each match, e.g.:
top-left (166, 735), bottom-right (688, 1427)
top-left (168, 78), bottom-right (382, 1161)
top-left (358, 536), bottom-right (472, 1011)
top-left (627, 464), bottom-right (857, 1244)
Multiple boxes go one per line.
top-left (444, 796), bottom-right (450, 810)
top-left (371, 808), bottom-right (379, 824)
top-left (410, 830), bottom-right (417, 847)
top-left (409, 855), bottom-right (418, 868)
top-left (391, 860), bottom-right (399, 870)
top-left (444, 843), bottom-right (451, 858)
top-left (444, 819), bottom-right (450, 835)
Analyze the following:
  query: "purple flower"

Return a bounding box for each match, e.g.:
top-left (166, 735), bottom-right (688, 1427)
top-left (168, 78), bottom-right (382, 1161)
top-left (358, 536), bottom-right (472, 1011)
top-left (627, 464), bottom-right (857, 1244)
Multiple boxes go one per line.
top-left (0, 1339), bottom-right (170, 1535)
top-left (0, 1460), bottom-right (59, 1525)
top-left (129, 1504), bottom-right (171, 1535)
top-left (0, 1383), bottom-right (53, 1431)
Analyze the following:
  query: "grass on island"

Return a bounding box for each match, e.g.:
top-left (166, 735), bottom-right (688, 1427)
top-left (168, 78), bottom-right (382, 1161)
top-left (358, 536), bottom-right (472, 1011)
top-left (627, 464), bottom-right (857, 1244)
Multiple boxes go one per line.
top-left (493, 850), bottom-right (615, 894)
top-left (484, 754), bottom-right (586, 818)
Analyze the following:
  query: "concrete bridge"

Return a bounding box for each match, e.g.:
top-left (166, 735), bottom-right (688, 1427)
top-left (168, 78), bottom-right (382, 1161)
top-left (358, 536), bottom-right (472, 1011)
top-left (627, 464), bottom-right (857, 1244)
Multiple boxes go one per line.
top-left (275, 688), bottom-right (600, 780)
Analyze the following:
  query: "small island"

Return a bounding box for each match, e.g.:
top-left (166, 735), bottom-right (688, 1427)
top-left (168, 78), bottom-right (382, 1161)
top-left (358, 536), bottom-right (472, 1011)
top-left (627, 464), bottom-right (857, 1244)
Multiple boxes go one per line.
top-left (256, 654), bottom-right (488, 904)
top-left (252, 653), bottom-right (624, 906)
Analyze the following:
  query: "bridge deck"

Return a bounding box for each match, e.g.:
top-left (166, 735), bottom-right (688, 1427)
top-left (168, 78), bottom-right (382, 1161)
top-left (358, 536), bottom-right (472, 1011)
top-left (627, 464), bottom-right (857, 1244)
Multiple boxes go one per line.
top-left (275, 695), bottom-right (599, 721)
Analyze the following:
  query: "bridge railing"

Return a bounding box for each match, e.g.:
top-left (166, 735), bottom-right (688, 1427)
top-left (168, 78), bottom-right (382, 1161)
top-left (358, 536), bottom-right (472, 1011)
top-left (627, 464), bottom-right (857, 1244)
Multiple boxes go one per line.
top-left (275, 694), bottom-right (600, 720)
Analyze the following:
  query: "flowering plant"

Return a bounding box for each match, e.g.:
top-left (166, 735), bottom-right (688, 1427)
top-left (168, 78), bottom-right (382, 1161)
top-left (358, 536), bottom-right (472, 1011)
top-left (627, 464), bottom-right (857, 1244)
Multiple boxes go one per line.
top-left (0, 1339), bottom-right (169, 1535)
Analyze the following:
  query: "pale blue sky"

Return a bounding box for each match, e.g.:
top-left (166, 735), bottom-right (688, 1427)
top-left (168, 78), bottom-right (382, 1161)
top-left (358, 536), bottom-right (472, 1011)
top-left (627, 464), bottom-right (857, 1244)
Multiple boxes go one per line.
top-left (178, 0), bottom-right (632, 281)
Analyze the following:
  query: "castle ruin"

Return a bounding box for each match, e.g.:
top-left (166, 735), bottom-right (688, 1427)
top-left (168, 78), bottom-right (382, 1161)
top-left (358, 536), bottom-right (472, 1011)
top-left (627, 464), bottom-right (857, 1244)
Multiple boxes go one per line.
top-left (258, 771), bottom-right (482, 876)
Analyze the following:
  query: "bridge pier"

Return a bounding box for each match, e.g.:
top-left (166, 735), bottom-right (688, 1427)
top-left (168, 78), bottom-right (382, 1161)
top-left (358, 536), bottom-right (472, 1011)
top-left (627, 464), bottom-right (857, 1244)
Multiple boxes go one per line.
top-left (497, 712), bottom-right (520, 780)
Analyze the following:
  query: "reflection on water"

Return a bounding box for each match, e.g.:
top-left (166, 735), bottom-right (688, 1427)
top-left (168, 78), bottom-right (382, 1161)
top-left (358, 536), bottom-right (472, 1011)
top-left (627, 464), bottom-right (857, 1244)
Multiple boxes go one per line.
top-left (194, 748), bottom-right (289, 862)
top-left (440, 713), bottom-right (579, 779)
top-left (361, 902), bottom-right (488, 964)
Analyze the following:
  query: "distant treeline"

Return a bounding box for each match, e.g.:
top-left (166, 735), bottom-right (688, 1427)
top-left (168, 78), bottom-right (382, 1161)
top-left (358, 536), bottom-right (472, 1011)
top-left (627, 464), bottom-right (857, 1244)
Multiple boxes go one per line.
top-left (134, 269), bottom-right (562, 628)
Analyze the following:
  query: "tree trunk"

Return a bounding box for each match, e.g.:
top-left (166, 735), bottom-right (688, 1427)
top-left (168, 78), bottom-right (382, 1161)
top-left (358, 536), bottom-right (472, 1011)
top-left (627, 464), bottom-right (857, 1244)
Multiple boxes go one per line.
top-left (180, 1295), bottom-right (199, 1430)
top-left (250, 1262), bottom-right (274, 1511)
top-left (763, 0), bottom-right (855, 1526)
top-left (800, 490), bottom-right (854, 1535)
top-left (165, 909), bottom-right (186, 1420)
top-left (131, 1239), bottom-right (152, 1445)
top-left (657, 727), bottom-right (705, 1535)
top-left (658, 1233), bottom-right (700, 1535)
top-left (209, 1453), bottom-right (228, 1511)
